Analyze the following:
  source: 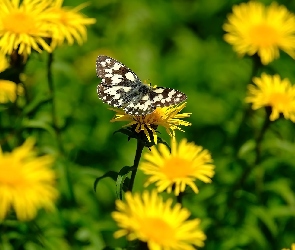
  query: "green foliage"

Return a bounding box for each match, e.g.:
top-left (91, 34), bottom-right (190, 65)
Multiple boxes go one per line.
top-left (1, 0), bottom-right (295, 249)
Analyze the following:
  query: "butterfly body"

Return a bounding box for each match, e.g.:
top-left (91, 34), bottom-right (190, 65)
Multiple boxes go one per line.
top-left (96, 55), bottom-right (187, 115)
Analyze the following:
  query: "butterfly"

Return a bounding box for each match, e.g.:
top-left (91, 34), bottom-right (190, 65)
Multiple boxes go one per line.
top-left (96, 55), bottom-right (187, 116)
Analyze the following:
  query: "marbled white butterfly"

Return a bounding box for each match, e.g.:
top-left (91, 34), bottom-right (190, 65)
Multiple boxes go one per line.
top-left (96, 55), bottom-right (187, 116)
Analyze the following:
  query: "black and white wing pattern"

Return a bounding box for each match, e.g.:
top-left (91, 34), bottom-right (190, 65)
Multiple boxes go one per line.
top-left (96, 55), bottom-right (187, 116)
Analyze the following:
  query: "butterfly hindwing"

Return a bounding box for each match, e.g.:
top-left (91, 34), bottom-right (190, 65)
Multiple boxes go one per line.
top-left (123, 96), bottom-right (154, 115)
top-left (149, 87), bottom-right (188, 107)
top-left (97, 84), bottom-right (132, 108)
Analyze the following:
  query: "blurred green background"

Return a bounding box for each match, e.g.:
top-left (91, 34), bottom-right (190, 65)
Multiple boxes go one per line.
top-left (2, 0), bottom-right (295, 249)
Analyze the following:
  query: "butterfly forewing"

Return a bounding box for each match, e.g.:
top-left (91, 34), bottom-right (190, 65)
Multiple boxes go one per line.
top-left (96, 55), bottom-right (139, 87)
top-left (96, 55), bottom-right (187, 115)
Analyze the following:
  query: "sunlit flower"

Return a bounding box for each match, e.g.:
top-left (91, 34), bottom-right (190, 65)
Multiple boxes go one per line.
top-left (44, 0), bottom-right (96, 48)
top-left (110, 102), bottom-right (191, 144)
top-left (0, 0), bottom-right (53, 56)
top-left (246, 73), bottom-right (295, 122)
top-left (140, 138), bottom-right (215, 196)
top-left (112, 190), bottom-right (206, 250)
top-left (223, 2), bottom-right (295, 65)
top-left (0, 80), bottom-right (23, 103)
top-left (0, 138), bottom-right (58, 221)
top-left (0, 51), bottom-right (9, 72)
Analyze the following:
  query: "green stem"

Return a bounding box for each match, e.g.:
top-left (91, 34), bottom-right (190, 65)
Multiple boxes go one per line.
top-left (126, 139), bottom-right (145, 249)
top-left (230, 54), bottom-right (265, 193)
top-left (10, 53), bottom-right (26, 144)
top-left (47, 52), bottom-right (64, 153)
top-left (233, 54), bottom-right (263, 153)
top-left (239, 108), bottom-right (270, 186)
top-left (128, 139), bottom-right (145, 192)
top-left (253, 107), bottom-right (271, 196)
top-left (228, 108), bottom-right (271, 208)
top-left (47, 53), bottom-right (75, 204)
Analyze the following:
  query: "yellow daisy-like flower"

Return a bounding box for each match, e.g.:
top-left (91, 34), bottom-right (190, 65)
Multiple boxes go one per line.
top-left (0, 0), bottom-right (53, 56)
top-left (0, 80), bottom-right (23, 103)
top-left (0, 138), bottom-right (58, 221)
top-left (44, 0), bottom-right (96, 48)
top-left (223, 2), bottom-right (295, 65)
top-left (140, 138), bottom-right (215, 196)
top-left (112, 190), bottom-right (206, 250)
top-left (246, 73), bottom-right (295, 122)
top-left (0, 51), bottom-right (9, 72)
top-left (110, 102), bottom-right (191, 144)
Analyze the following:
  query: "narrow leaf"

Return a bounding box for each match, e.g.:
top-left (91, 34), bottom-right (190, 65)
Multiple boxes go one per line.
top-left (93, 171), bottom-right (118, 192)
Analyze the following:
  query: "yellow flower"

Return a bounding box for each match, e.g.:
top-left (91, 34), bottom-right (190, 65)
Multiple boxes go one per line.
top-left (0, 138), bottom-right (58, 221)
top-left (44, 0), bottom-right (96, 47)
top-left (110, 102), bottom-right (191, 144)
top-left (223, 2), bottom-right (295, 65)
top-left (112, 190), bottom-right (206, 250)
top-left (0, 0), bottom-right (53, 56)
top-left (140, 138), bottom-right (215, 196)
top-left (0, 51), bottom-right (9, 72)
top-left (246, 73), bottom-right (295, 122)
top-left (0, 80), bottom-right (23, 103)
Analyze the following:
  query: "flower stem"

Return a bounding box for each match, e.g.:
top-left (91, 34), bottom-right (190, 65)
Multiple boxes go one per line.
top-left (128, 139), bottom-right (145, 192)
top-left (47, 52), bottom-right (64, 153)
top-left (228, 108), bottom-right (271, 208)
top-left (9, 52), bottom-right (26, 145)
top-left (240, 108), bottom-right (270, 186)
top-left (47, 53), bottom-right (75, 204)
top-left (233, 54), bottom-right (263, 153)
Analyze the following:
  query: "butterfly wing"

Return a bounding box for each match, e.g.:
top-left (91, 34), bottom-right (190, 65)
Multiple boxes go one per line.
top-left (96, 55), bottom-right (143, 108)
top-left (96, 55), bottom-right (187, 115)
top-left (96, 55), bottom-right (139, 87)
top-left (150, 87), bottom-right (187, 107)
top-left (123, 87), bottom-right (187, 115)
top-left (123, 98), bottom-right (154, 115)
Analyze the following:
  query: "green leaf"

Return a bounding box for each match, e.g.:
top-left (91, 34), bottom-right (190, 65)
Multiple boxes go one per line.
top-left (93, 171), bottom-right (118, 192)
top-left (114, 128), bottom-right (135, 138)
top-left (251, 206), bottom-right (277, 236)
top-left (238, 139), bottom-right (255, 159)
top-left (116, 166), bottom-right (134, 200)
top-left (264, 178), bottom-right (295, 206)
top-left (157, 137), bottom-right (171, 151)
top-left (242, 223), bottom-right (267, 248)
top-left (22, 118), bottom-right (56, 137)
top-left (22, 93), bottom-right (52, 116)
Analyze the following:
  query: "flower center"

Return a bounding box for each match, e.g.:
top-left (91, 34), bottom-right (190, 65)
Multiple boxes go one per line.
top-left (269, 92), bottom-right (292, 108)
top-left (3, 12), bottom-right (36, 34)
top-left (137, 108), bottom-right (165, 124)
top-left (141, 217), bottom-right (175, 244)
top-left (161, 157), bottom-right (192, 179)
top-left (249, 23), bottom-right (279, 46)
